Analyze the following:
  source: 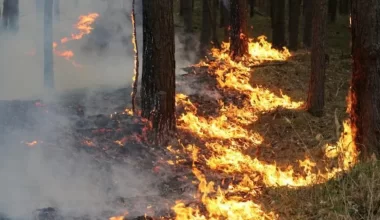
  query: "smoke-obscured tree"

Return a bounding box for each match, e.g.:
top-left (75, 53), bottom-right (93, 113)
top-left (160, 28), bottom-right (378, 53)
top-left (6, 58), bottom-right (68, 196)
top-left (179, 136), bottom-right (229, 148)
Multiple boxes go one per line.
top-left (229, 0), bottom-right (249, 60)
top-left (288, 0), bottom-right (301, 51)
top-left (54, 0), bottom-right (60, 21)
top-left (306, 0), bottom-right (328, 116)
top-left (328, 0), bottom-right (338, 23)
top-left (2, 0), bottom-right (19, 31)
top-left (182, 0), bottom-right (194, 56)
top-left (339, 0), bottom-right (349, 15)
top-left (303, 0), bottom-right (313, 48)
top-left (141, 0), bottom-right (176, 142)
top-left (219, 0), bottom-right (230, 42)
top-left (350, 0), bottom-right (380, 159)
top-left (249, 0), bottom-right (255, 17)
top-left (199, 0), bottom-right (211, 57)
top-left (44, 0), bottom-right (54, 89)
top-left (271, 0), bottom-right (285, 49)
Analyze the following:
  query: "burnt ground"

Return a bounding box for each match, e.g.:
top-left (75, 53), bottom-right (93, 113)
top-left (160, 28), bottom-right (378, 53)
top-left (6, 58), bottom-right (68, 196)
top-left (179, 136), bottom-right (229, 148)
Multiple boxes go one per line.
top-left (0, 87), bottom-right (193, 220)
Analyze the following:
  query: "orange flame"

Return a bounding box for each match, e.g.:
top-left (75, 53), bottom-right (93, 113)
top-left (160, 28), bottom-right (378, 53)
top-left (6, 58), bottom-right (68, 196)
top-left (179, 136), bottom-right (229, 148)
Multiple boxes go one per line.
top-left (53, 13), bottom-right (99, 66)
top-left (171, 36), bottom-right (358, 219)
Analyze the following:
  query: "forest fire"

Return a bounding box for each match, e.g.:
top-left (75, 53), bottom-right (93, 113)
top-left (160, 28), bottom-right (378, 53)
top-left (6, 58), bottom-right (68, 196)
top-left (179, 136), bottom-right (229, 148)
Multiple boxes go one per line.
top-left (53, 13), bottom-right (99, 64)
top-left (169, 36), bottom-right (359, 219)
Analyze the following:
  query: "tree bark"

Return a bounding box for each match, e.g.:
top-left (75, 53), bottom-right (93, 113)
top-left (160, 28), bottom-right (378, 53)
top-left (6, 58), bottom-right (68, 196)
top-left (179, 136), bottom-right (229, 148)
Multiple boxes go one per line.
top-left (271, 0), bottom-right (286, 49)
top-left (306, 0), bottom-right (328, 117)
top-left (350, 0), bottom-right (380, 159)
top-left (183, 0), bottom-right (193, 33)
top-left (288, 0), bottom-right (301, 51)
top-left (229, 0), bottom-right (249, 60)
top-left (303, 0), bottom-right (313, 48)
top-left (141, 0), bottom-right (176, 140)
top-left (2, 0), bottom-right (19, 31)
top-left (249, 0), bottom-right (256, 17)
top-left (328, 0), bottom-right (338, 23)
top-left (44, 0), bottom-right (54, 89)
top-left (220, 1), bottom-right (230, 42)
top-left (199, 0), bottom-right (212, 57)
top-left (339, 0), bottom-right (349, 15)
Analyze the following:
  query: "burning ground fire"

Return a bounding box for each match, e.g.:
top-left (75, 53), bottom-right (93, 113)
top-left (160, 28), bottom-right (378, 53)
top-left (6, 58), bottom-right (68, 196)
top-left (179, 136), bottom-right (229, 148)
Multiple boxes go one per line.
top-left (167, 36), bottom-right (359, 219)
top-left (53, 13), bottom-right (99, 66)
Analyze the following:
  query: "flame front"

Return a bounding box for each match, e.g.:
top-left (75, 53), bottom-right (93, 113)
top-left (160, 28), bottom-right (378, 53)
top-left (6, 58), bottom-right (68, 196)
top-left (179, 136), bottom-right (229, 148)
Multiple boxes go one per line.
top-left (53, 13), bottom-right (99, 65)
top-left (172, 36), bottom-right (358, 219)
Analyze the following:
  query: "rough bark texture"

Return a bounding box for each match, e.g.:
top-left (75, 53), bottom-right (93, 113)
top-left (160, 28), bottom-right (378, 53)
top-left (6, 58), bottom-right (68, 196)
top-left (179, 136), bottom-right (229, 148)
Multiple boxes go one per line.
top-left (339, 0), bottom-right (349, 15)
top-left (328, 0), bottom-right (338, 23)
top-left (306, 0), bottom-right (328, 116)
top-left (141, 0), bottom-right (176, 139)
top-left (44, 0), bottom-right (54, 89)
top-left (2, 0), bottom-right (19, 31)
top-left (199, 0), bottom-right (212, 57)
top-left (303, 0), bottom-right (313, 48)
top-left (141, 0), bottom-right (155, 118)
top-left (271, 0), bottom-right (286, 49)
top-left (288, 0), bottom-right (301, 51)
top-left (351, 0), bottom-right (380, 159)
top-left (229, 0), bottom-right (249, 60)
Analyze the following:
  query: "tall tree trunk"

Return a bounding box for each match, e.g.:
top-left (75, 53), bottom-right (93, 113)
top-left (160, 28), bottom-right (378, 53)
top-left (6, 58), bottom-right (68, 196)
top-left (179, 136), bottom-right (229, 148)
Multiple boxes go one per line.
top-left (183, 0), bottom-right (192, 33)
top-left (44, 0), bottom-right (54, 89)
top-left (199, 0), bottom-right (212, 57)
top-left (328, 0), bottom-right (338, 23)
top-left (179, 0), bottom-right (184, 16)
top-left (350, 0), bottom-right (380, 159)
top-left (288, 0), bottom-right (301, 51)
top-left (3, 0), bottom-right (19, 31)
top-left (270, 0), bottom-right (274, 28)
top-left (209, 0), bottom-right (220, 48)
top-left (306, 0), bottom-right (328, 116)
top-left (141, 0), bottom-right (176, 141)
top-left (249, 0), bottom-right (255, 17)
top-left (339, 0), bottom-right (349, 14)
top-left (303, 0), bottom-right (312, 48)
top-left (220, 1), bottom-right (230, 42)
top-left (271, 0), bottom-right (286, 49)
top-left (54, 0), bottom-right (60, 21)
top-left (229, 0), bottom-right (249, 60)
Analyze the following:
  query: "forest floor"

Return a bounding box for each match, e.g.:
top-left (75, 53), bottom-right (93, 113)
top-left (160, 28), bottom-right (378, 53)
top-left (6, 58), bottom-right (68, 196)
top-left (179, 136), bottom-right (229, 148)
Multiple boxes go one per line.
top-left (171, 5), bottom-right (380, 219)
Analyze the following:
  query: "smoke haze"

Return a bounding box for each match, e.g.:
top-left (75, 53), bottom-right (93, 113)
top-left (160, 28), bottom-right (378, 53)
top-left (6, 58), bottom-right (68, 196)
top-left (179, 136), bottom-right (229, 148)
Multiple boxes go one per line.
top-left (0, 0), bottom-right (193, 218)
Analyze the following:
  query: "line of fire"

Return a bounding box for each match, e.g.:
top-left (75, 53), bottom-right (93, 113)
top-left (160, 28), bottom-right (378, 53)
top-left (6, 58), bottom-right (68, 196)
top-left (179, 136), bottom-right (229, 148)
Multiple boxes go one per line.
top-left (0, 0), bottom-right (379, 220)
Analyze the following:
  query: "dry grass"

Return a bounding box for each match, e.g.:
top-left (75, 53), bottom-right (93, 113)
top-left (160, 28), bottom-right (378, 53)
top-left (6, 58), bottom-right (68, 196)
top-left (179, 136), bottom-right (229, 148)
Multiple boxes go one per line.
top-left (173, 4), bottom-right (379, 219)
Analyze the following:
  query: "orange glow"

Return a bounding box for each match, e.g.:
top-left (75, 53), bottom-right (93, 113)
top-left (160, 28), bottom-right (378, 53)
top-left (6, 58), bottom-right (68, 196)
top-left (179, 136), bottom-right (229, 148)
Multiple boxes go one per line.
top-left (53, 13), bottom-right (99, 66)
top-left (171, 36), bottom-right (358, 219)
top-left (21, 140), bottom-right (39, 147)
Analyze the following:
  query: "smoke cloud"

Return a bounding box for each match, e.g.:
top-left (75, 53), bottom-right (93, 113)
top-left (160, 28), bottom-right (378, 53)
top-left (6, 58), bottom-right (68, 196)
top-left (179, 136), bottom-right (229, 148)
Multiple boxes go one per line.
top-left (0, 0), bottom-right (193, 218)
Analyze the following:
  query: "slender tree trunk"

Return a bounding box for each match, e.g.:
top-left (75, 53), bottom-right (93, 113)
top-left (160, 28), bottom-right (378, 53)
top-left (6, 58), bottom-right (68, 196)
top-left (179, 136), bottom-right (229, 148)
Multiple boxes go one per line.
top-left (209, 0), bottom-right (220, 48)
top-left (288, 0), bottom-right (301, 51)
top-left (306, 0), bottom-right (328, 116)
top-left (179, 0), bottom-right (184, 16)
top-left (183, 0), bottom-right (192, 33)
top-left (270, 0), bottom-right (274, 28)
top-left (44, 0), bottom-right (54, 89)
top-left (3, 0), bottom-right (19, 31)
top-left (339, 0), bottom-right (349, 15)
top-left (249, 0), bottom-right (255, 17)
top-left (54, 0), bottom-right (60, 21)
top-left (328, 0), bottom-right (338, 23)
top-left (271, 0), bottom-right (286, 49)
top-left (229, 0), bottom-right (249, 60)
top-left (199, 0), bottom-right (212, 57)
top-left (220, 1), bottom-right (230, 42)
top-left (141, 0), bottom-right (176, 141)
top-left (350, 0), bottom-right (380, 159)
top-left (303, 0), bottom-right (312, 48)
